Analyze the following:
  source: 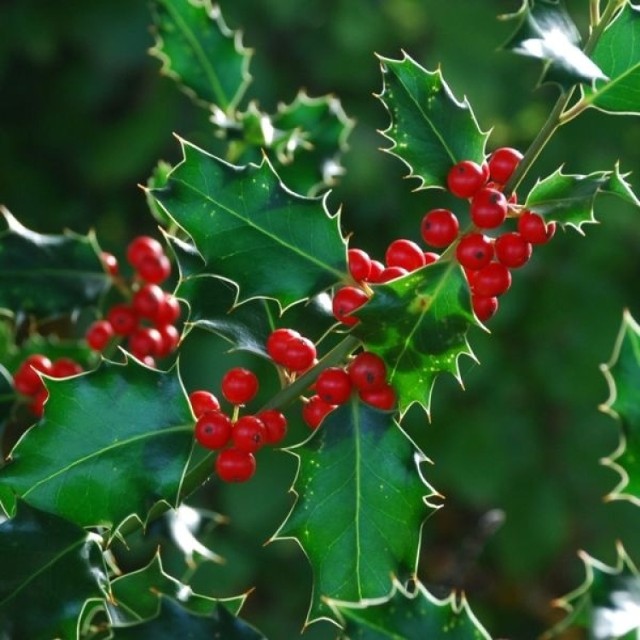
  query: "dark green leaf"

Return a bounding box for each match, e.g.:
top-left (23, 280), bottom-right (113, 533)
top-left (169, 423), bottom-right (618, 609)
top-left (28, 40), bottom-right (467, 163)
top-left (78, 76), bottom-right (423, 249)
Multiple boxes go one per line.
top-left (274, 400), bottom-right (437, 622)
top-left (149, 0), bottom-right (252, 111)
top-left (0, 501), bottom-right (108, 640)
top-left (332, 579), bottom-right (490, 639)
top-left (547, 544), bottom-right (640, 639)
top-left (150, 139), bottom-right (348, 310)
top-left (583, 4), bottom-right (640, 114)
top-left (0, 208), bottom-right (111, 319)
top-left (0, 364), bottom-right (14, 428)
top-left (0, 359), bottom-right (194, 532)
top-left (501, 0), bottom-right (607, 91)
top-left (146, 160), bottom-right (174, 227)
top-left (353, 261), bottom-right (477, 416)
top-left (110, 597), bottom-right (267, 640)
top-left (376, 53), bottom-right (488, 190)
top-left (604, 163), bottom-right (640, 208)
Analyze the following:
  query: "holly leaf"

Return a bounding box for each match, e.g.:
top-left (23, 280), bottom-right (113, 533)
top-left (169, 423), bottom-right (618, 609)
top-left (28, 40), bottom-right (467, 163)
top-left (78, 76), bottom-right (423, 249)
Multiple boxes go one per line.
top-left (501, 0), bottom-right (607, 91)
top-left (146, 160), bottom-right (174, 227)
top-left (0, 207), bottom-right (111, 319)
top-left (149, 138), bottom-right (348, 310)
top-left (582, 4), bottom-right (640, 115)
top-left (0, 365), bottom-right (14, 425)
top-left (547, 543), bottom-right (640, 639)
top-left (0, 358), bottom-right (195, 533)
top-left (330, 579), bottom-right (490, 639)
top-left (149, 0), bottom-right (252, 112)
top-left (0, 501), bottom-right (108, 640)
top-left (108, 553), bottom-right (244, 626)
top-left (599, 310), bottom-right (640, 505)
top-left (273, 400), bottom-right (438, 622)
top-left (376, 52), bottom-right (488, 190)
top-left (110, 596), bottom-right (267, 640)
top-left (353, 261), bottom-right (477, 416)
top-left (524, 166), bottom-right (640, 233)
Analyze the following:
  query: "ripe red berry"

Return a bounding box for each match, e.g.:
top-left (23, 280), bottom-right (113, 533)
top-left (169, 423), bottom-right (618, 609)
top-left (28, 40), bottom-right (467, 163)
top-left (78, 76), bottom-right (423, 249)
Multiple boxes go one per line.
top-left (215, 447), bottom-right (256, 482)
top-left (421, 209), bottom-right (460, 248)
top-left (385, 239), bottom-right (426, 272)
top-left (332, 286), bottom-right (369, 326)
top-left (494, 232), bottom-right (532, 268)
top-left (378, 266), bottom-right (408, 282)
top-left (127, 236), bottom-right (164, 269)
top-left (137, 253), bottom-right (171, 284)
top-left (366, 260), bottom-right (385, 283)
top-left (456, 233), bottom-right (494, 271)
top-left (232, 415), bottom-right (267, 453)
top-left (154, 293), bottom-right (181, 326)
top-left (302, 395), bottom-right (336, 429)
top-left (348, 352), bottom-right (387, 392)
top-left (101, 252), bottom-right (119, 277)
top-left (29, 387), bottom-right (49, 417)
top-left (447, 160), bottom-right (486, 198)
top-left (257, 409), bottom-right (288, 445)
top-left (128, 327), bottom-right (163, 359)
top-left (348, 248), bottom-right (372, 282)
top-left (472, 294), bottom-right (499, 322)
top-left (156, 323), bottom-right (180, 357)
top-left (50, 358), bottom-right (83, 378)
top-left (488, 147), bottom-right (523, 184)
top-left (195, 411), bottom-right (232, 450)
top-left (423, 252), bottom-right (439, 265)
top-left (470, 188), bottom-right (508, 229)
top-left (132, 284), bottom-right (165, 319)
top-left (266, 328), bottom-right (300, 365)
top-left (13, 354), bottom-right (52, 396)
top-left (86, 320), bottom-right (115, 351)
top-left (359, 384), bottom-right (396, 411)
top-left (472, 262), bottom-right (512, 297)
top-left (518, 211), bottom-right (556, 245)
top-left (281, 336), bottom-right (316, 372)
top-left (316, 367), bottom-right (353, 405)
top-left (221, 367), bottom-right (259, 405)
top-left (107, 304), bottom-right (138, 336)
top-left (189, 390), bottom-right (221, 418)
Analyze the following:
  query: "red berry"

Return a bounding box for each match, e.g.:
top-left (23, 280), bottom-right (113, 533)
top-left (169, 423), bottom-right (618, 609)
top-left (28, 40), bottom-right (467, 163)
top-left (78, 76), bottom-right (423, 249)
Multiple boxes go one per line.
top-left (127, 236), bottom-right (164, 269)
top-left (266, 328), bottom-right (300, 365)
top-left (472, 262), bottom-right (512, 297)
top-left (107, 304), bottom-right (138, 336)
top-left (456, 233), bottom-right (494, 271)
top-left (302, 395), bottom-right (336, 429)
top-left (495, 232), bottom-right (532, 268)
top-left (139, 355), bottom-right (157, 368)
top-left (137, 253), bottom-right (171, 284)
top-left (215, 447), bottom-right (256, 482)
top-left (348, 248), bottom-right (372, 282)
top-left (470, 188), bottom-right (508, 229)
top-left (101, 252), bottom-right (119, 277)
top-left (281, 336), bottom-right (316, 372)
top-left (50, 358), bottom-right (83, 378)
top-left (86, 320), bottom-right (114, 351)
top-left (518, 211), bottom-right (556, 245)
top-left (128, 327), bottom-right (163, 359)
top-left (385, 239), bottom-right (426, 272)
top-left (14, 354), bottom-right (52, 396)
top-left (359, 384), bottom-right (396, 411)
top-left (195, 411), bottom-right (232, 450)
top-left (156, 323), bottom-right (180, 357)
top-left (221, 367), bottom-right (259, 405)
top-left (232, 415), bottom-right (267, 453)
top-left (488, 147), bottom-right (523, 184)
top-left (332, 286), bottom-right (369, 326)
top-left (447, 160), bottom-right (486, 198)
top-left (421, 209), bottom-right (459, 248)
top-left (366, 260), bottom-right (385, 283)
top-left (316, 367), bottom-right (353, 405)
top-left (472, 295), bottom-right (499, 322)
top-left (154, 293), bottom-right (181, 326)
top-left (348, 352), bottom-right (387, 392)
top-left (423, 252), bottom-right (439, 265)
top-left (257, 409), bottom-right (288, 445)
top-left (378, 266), bottom-right (408, 282)
top-left (132, 284), bottom-right (165, 319)
top-left (29, 387), bottom-right (49, 417)
top-left (481, 161), bottom-right (490, 183)
top-left (189, 390), bottom-right (221, 418)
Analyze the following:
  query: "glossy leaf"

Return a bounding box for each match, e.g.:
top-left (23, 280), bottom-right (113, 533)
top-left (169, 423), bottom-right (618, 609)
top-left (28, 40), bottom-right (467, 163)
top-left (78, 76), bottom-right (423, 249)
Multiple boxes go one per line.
top-left (353, 261), bottom-right (477, 416)
top-left (110, 596), bottom-right (266, 640)
top-left (0, 358), bottom-right (194, 532)
top-left (600, 310), bottom-right (640, 505)
top-left (149, 0), bottom-right (252, 111)
top-left (0, 208), bottom-right (110, 319)
top-left (547, 544), bottom-right (640, 639)
top-left (274, 400), bottom-right (437, 622)
top-left (108, 553), bottom-right (244, 625)
top-left (150, 139), bottom-right (348, 309)
top-left (0, 501), bottom-right (108, 640)
top-left (501, 0), bottom-right (606, 90)
top-left (376, 52), bottom-right (488, 190)
top-left (146, 160), bottom-right (174, 227)
top-left (583, 4), bottom-right (640, 115)
top-left (331, 579), bottom-right (491, 639)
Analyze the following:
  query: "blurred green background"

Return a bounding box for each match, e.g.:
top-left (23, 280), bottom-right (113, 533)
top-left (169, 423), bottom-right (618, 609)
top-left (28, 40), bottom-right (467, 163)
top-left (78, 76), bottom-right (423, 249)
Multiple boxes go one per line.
top-left (1, 1), bottom-right (639, 638)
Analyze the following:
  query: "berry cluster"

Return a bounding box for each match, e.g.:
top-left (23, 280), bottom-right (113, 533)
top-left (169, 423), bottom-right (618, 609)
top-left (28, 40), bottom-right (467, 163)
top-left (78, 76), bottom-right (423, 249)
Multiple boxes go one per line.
top-left (191, 367), bottom-right (287, 483)
top-left (85, 236), bottom-right (181, 365)
top-left (13, 354), bottom-right (83, 417)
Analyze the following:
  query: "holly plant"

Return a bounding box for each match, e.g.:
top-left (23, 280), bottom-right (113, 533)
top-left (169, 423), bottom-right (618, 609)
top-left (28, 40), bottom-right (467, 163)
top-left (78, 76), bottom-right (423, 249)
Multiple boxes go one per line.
top-left (1, 0), bottom-right (640, 638)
